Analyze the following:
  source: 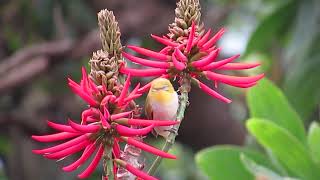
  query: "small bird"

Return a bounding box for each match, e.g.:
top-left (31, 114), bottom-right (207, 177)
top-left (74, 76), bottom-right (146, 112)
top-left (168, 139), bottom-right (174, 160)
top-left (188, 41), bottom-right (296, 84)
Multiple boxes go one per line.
top-left (145, 78), bottom-right (179, 139)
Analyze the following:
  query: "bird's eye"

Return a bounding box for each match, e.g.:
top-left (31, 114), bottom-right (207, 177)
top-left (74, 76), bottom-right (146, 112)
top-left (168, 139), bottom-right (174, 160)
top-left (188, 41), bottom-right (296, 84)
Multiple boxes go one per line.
top-left (163, 86), bottom-right (169, 91)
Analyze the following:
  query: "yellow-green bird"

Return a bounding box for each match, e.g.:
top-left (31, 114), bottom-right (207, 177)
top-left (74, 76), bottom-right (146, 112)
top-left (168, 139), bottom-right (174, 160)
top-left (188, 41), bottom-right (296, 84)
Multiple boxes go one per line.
top-left (145, 78), bottom-right (179, 139)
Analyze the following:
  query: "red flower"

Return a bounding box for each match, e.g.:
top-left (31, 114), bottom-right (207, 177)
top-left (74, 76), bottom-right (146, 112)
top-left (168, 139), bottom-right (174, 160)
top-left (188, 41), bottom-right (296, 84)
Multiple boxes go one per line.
top-left (120, 22), bottom-right (264, 103)
top-left (32, 68), bottom-right (178, 179)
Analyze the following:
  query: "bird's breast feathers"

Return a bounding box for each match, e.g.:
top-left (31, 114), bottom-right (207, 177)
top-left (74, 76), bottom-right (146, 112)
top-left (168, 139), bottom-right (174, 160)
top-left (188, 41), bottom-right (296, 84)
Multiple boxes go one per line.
top-left (150, 92), bottom-right (179, 120)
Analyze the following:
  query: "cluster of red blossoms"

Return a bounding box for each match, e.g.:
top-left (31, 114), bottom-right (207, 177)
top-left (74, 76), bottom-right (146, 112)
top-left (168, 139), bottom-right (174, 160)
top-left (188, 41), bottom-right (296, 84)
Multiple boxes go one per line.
top-left (32, 20), bottom-right (264, 180)
top-left (121, 22), bottom-right (264, 103)
top-left (32, 68), bottom-right (178, 180)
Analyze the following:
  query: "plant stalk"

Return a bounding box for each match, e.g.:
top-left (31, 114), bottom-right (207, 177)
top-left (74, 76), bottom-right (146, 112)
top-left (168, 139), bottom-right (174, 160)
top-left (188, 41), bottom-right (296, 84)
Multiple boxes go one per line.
top-left (147, 75), bottom-right (191, 175)
top-left (103, 143), bottom-right (115, 180)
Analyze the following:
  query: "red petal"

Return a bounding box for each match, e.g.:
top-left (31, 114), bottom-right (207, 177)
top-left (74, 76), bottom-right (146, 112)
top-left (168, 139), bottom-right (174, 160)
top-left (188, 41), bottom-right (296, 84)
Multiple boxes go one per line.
top-left (68, 79), bottom-right (98, 107)
top-left (127, 45), bottom-right (170, 61)
top-left (151, 34), bottom-right (179, 47)
top-left (118, 74), bottom-right (131, 105)
top-left (81, 108), bottom-right (100, 125)
top-left (120, 67), bottom-right (167, 77)
top-left (186, 21), bottom-right (196, 53)
top-left (32, 132), bottom-right (81, 142)
top-left (218, 62), bottom-right (260, 70)
top-left (172, 51), bottom-right (186, 70)
top-left (198, 29), bottom-right (211, 47)
top-left (124, 93), bottom-right (142, 103)
top-left (192, 48), bottom-right (220, 68)
top-left (116, 124), bottom-right (154, 136)
top-left (126, 119), bottom-right (179, 126)
top-left (111, 111), bottom-right (132, 120)
top-left (112, 139), bottom-right (121, 158)
top-left (77, 144), bottom-right (104, 179)
top-left (81, 67), bottom-right (89, 94)
top-left (32, 135), bottom-right (88, 154)
top-left (230, 82), bottom-right (257, 88)
top-left (44, 140), bottom-right (90, 159)
top-left (63, 143), bottom-right (97, 172)
top-left (100, 107), bottom-right (111, 129)
top-left (159, 46), bottom-right (172, 55)
top-left (200, 54), bottom-right (240, 71)
top-left (137, 82), bottom-right (152, 94)
top-left (174, 48), bottom-right (188, 63)
top-left (47, 120), bottom-right (78, 133)
top-left (123, 52), bottom-right (170, 68)
top-left (205, 71), bottom-right (264, 85)
top-left (202, 28), bottom-right (225, 50)
top-left (122, 137), bottom-right (176, 159)
top-left (68, 119), bottom-right (100, 133)
top-left (126, 163), bottom-right (158, 180)
top-left (195, 79), bottom-right (231, 103)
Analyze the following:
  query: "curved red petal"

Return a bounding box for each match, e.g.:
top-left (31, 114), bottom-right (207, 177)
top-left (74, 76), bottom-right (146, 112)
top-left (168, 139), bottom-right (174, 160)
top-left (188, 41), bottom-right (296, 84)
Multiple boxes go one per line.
top-left (127, 45), bottom-right (170, 61)
top-left (120, 67), bottom-right (167, 77)
top-left (123, 52), bottom-right (170, 68)
top-left (63, 143), bottom-right (97, 172)
top-left (32, 132), bottom-right (81, 142)
top-left (116, 124), bottom-right (154, 136)
top-left (77, 144), bottom-right (104, 179)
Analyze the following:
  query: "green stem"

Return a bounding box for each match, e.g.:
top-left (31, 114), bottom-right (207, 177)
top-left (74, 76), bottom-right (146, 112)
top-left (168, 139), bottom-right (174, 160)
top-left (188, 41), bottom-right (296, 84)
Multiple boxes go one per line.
top-left (147, 75), bottom-right (191, 175)
top-left (104, 143), bottom-right (115, 180)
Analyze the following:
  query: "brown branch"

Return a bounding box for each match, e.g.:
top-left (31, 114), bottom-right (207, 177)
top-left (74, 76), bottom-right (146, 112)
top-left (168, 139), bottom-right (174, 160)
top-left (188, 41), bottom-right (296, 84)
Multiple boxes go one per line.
top-left (0, 56), bottom-right (49, 93)
top-left (0, 114), bottom-right (44, 134)
top-left (0, 39), bottom-right (73, 75)
top-left (0, 31), bottom-right (101, 94)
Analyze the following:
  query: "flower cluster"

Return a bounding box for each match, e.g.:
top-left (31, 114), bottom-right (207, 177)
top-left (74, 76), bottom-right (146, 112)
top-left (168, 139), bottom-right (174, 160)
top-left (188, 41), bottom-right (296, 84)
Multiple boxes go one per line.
top-left (120, 22), bottom-right (264, 103)
top-left (32, 68), bottom-right (178, 179)
top-left (32, 0), bottom-right (265, 179)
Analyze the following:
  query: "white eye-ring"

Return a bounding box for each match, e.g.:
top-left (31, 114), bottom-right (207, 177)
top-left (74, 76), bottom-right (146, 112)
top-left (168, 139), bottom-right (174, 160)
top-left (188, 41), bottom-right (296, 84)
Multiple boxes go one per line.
top-left (162, 86), bottom-right (169, 91)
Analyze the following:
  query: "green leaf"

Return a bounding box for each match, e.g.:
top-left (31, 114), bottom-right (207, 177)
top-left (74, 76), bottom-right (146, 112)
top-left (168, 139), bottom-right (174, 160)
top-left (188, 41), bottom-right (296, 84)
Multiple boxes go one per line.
top-left (241, 154), bottom-right (300, 180)
top-left (307, 122), bottom-right (320, 164)
top-left (247, 78), bottom-right (306, 143)
top-left (247, 118), bottom-right (320, 180)
top-left (0, 136), bottom-right (10, 155)
top-left (195, 145), bottom-right (273, 180)
top-left (244, 0), bottom-right (298, 56)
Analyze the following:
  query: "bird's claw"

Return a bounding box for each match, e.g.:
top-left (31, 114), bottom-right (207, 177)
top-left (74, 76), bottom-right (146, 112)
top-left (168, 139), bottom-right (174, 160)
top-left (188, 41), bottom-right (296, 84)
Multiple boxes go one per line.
top-left (166, 127), bottom-right (178, 135)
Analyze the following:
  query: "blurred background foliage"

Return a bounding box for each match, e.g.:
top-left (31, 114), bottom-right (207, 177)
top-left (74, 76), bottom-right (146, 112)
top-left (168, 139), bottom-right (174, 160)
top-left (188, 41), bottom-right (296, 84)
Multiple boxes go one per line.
top-left (0, 0), bottom-right (319, 179)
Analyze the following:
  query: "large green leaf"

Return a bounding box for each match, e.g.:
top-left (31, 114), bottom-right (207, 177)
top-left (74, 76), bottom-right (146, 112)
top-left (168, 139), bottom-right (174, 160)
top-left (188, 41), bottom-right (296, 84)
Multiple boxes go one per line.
top-left (247, 118), bottom-right (320, 180)
top-left (241, 154), bottom-right (300, 180)
top-left (244, 0), bottom-right (298, 56)
top-left (247, 78), bottom-right (306, 143)
top-left (307, 122), bottom-right (320, 164)
top-left (195, 145), bottom-right (273, 180)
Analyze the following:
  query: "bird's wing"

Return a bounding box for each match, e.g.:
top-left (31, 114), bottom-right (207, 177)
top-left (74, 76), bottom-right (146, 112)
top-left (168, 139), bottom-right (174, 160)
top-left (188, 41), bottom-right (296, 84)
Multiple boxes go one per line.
top-left (145, 96), bottom-right (158, 137)
top-left (145, 95), bottom-right (153, 119)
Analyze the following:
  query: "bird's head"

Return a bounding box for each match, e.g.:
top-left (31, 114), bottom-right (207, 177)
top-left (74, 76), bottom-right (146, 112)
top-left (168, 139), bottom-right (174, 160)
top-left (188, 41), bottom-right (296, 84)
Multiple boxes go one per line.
top-left (150, 78), bottom-right (175, 93)
top-left (147, 78), bottom-right (176, 104)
